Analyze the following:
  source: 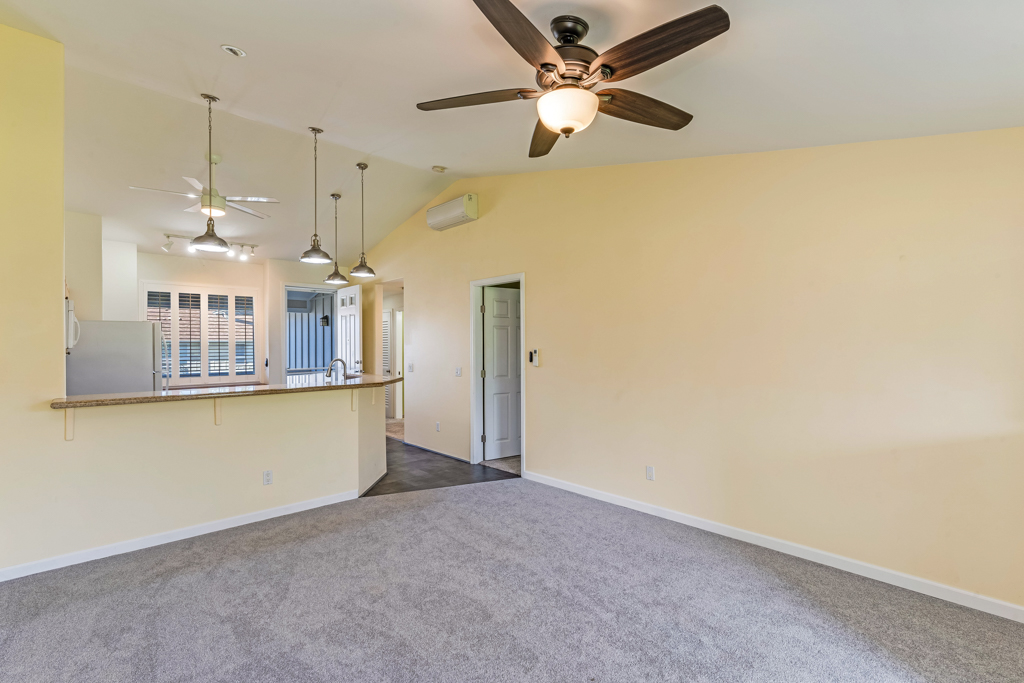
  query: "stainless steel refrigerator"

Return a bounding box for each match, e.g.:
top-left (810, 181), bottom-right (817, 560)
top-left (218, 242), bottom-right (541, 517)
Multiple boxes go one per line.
top-left (66, 321), bottom-right (168, 395)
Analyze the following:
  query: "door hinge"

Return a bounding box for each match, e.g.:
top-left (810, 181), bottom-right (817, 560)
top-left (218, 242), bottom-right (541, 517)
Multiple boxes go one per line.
top-left (480, 369), bottom-right (486, 379)
top-left (480, 304), bottom-right (485, 313)
top-left (481, 434), bottom-right (486, 443)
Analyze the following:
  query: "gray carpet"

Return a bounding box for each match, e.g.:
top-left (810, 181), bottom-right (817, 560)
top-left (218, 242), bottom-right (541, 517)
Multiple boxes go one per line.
top-left (1, 479), bottom-right (1021, 682)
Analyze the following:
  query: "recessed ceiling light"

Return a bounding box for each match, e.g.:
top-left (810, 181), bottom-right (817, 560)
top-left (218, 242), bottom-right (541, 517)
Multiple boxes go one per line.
top-left (221, 45), bottom-right (246, 57)
top-left (432, 165), bottom-right (447, 174)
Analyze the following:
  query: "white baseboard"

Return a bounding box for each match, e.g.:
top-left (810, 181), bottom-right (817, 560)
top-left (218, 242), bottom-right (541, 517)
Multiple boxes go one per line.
top-left (0, 490), bottom-right (358, 584)
top-left (522, 470), bottom-right (1024, 624)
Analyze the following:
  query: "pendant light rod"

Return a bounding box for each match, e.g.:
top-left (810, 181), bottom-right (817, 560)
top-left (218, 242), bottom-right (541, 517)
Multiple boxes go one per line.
top-left (300, 127), bottom-right (332, 263)
top-left (324, 193), bottom-right (349, 284)
top-left (203, 95), bottom-right (218, 194)
top-left (311, 127), bottom-right (323, 241)
top-left (350, 162), bottom-right (375, 278)
top-left (358, 162), bottom-right (367, 255)
top-left (191, 95), bottom-right (228, 253)
top-left (332, 192), bottom-right (341, 254)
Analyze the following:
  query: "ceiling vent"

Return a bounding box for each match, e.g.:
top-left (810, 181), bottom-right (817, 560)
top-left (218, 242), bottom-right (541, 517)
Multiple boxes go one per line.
top-left (426, 194), bottom-right (478, 231)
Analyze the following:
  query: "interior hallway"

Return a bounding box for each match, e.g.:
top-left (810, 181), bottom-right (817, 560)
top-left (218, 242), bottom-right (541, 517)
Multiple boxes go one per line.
top-left (364, 438), bottom-right (517, 497)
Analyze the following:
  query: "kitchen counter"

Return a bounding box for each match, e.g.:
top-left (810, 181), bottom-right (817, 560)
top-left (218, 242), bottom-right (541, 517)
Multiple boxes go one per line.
top-left (50, 373), bottom-right (401, 409)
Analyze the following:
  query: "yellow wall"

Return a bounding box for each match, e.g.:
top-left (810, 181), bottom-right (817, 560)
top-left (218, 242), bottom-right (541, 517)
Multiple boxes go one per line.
top-left (365, 126), bottom-right (1024, 607)
top-left (0, 27), bottom-right (376, 575)
top-left (64, 211), bottom-right (103, 320)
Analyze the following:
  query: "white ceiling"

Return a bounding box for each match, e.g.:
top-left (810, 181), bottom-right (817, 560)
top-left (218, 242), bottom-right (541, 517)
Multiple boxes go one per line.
top-left (62, 67), bottom-right (453, 262)
top-left (4, 0), bottom-right (1024, 256)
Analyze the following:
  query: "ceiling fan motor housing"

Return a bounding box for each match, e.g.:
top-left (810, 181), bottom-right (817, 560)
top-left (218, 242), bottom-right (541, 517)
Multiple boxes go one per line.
top-left (537, 42), bottom-right (598, 88)
top-left (550, 15), bottom-right (589, 44)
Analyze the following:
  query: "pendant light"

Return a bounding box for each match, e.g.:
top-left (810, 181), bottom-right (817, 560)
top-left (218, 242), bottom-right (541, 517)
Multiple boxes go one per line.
top-left (324, 193), bottom-right (349, 284)
top-left (190, 94), bottom-right (230, 253)
top-left (349, 162), bottom-right (375, 278)
top-left (300, 127), bottom-right (332, 264)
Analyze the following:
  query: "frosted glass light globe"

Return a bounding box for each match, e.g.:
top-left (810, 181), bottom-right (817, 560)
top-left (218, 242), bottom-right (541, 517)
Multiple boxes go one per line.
top-left (537, 87), bottom-right (599, 136)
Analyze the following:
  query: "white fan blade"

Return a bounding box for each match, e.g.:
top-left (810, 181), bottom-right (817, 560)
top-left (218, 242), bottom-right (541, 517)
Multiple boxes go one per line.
top-left (224, 196), bottom-right (279, 203)
top-left (226, 201), bottom-right (269, 219)
top-left (183, 177), bottom-right (204, 191)
top-left (184, 202), bottom-right (203, 212)
top-left (129, 186), bottom-right (200, 198)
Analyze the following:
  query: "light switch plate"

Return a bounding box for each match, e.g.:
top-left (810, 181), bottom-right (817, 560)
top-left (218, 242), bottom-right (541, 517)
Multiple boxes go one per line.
top-left (455, 367), bottom-right (462, 377)
top-left (646, 466), bottom-right (655, 481)
top-left (531, 349), bottom-right (540, 367)
top-left (263, 470), bottom-right (273, 485)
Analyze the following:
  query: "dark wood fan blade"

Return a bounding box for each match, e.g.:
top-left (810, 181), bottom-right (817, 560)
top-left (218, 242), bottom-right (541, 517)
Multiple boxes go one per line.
top-left (590, 5), bottom-right (729, 83)
top-left (597, 89), bottom-right (693, 130)
top-left (417, 88), bottom-right (537, 111)
top-left (472, 0), bottom-right (565, 72)
top-left (528, 119), bottom-right (559, 158)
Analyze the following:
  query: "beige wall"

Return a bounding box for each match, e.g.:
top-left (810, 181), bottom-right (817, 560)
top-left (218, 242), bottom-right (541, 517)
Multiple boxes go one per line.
top-left (101, 239), bottom-right (137, 321)
top-left (0, 27), bottom-right (376, 576)
top-left (64, 211), bottom-right (103, 320)
top-left (137, 251), bottom-right (265, 290)
top-left (364, 126), bottom-right (1024, 608)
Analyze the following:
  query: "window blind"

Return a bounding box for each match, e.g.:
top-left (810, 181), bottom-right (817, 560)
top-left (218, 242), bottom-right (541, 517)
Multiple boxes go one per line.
top-left (178, 292), bottom-right (201, 378)
top-left (235, 295), bottom-right (255, 376)
top-left (208, 294), bottom-right (229, 377)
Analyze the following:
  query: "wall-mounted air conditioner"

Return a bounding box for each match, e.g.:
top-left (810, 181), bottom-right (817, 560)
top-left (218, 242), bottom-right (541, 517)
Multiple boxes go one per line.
top-left (426, 193), bottom-right (478, 231)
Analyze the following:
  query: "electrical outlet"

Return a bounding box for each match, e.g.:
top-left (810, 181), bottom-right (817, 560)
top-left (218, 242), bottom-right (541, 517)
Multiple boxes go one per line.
top-left (263, 470), bottom-right (273, 485)
top-left (455, 367), bottom-right (462, 377)
top-left (646, 466), bottom-right (655, 481)
top-left (436, 422), bottom-right (441, 432)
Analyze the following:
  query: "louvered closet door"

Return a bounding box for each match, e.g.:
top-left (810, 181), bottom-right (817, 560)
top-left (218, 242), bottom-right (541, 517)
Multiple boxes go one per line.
top-left (142, 283), bottom-right (261, 387)
top-left (383, 310), bottom-right (392, 417)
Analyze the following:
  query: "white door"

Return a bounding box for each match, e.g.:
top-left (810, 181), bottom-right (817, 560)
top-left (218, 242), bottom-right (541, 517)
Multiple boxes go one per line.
top-left (483, 287), bottom-right (521, 459)
top-left (383, 309), bottom-right (393, 417)
top-left (393, 311), bottom-right (404, 419)
top-left (336, 286), bottom-right (362, 375)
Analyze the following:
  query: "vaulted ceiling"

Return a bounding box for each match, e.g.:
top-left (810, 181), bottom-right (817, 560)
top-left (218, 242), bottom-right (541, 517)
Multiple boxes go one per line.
top-left (3, 0), bottom-right (1023, 259)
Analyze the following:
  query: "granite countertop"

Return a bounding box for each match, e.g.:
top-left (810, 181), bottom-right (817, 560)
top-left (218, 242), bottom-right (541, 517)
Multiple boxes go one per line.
top-left (50, 374), bottom-right (402, 409)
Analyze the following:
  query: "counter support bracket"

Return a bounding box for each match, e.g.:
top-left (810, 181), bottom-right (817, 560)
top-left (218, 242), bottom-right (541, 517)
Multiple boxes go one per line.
top-left (64, 408), bottom-right (74, 441)
top-left (214, 398), bottom-right (223, 426)
top-left (351, 390), bottom-right (357, 412)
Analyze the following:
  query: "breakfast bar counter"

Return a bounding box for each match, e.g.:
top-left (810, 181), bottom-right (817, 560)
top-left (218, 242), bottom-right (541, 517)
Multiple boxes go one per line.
top-left (50, 374), bottom-right (402, 409)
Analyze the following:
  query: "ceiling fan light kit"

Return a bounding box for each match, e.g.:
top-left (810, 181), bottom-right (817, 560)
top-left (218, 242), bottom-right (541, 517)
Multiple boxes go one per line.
top-left (537, 86), bottom-right (599, 136)
top-left (416, 0), bottom-right (729, 157)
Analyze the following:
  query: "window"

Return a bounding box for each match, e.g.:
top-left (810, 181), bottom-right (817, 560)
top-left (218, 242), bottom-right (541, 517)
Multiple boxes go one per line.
top-left (141, 283), bottom-right (261, 386)
top-left (235, 296), bottom-right (255, 375)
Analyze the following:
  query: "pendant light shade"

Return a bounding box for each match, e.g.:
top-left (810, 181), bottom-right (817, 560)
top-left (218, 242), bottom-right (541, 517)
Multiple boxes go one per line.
top-left (324, 193), bottom-right (350, 284)
top-left (191, 94), bottom-right (230, 252)
top-left (300, 127), bottom-right (333, 264)
top-left (350, 162), bottom-right (375, 278)
top-left (301, 236), bottom-right (332, 264)
top-left (191, 217), bottom-right (230, 252)
top-left (350, 254), bottom-right (375, 278)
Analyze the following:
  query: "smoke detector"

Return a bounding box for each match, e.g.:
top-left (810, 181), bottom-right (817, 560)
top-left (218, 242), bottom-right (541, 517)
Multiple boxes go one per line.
top-left (221, 45), bottom-right (246, 57)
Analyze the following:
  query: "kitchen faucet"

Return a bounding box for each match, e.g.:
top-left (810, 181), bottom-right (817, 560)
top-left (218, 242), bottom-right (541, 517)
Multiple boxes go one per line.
top-left (325, 358), bottom-right (347, 380)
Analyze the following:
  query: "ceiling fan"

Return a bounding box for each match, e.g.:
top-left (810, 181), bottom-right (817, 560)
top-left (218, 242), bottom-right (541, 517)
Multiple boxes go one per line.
top-left (129, 94), bottom-right (279, 218)
top-left (417, 0), bottom-right (730, 157)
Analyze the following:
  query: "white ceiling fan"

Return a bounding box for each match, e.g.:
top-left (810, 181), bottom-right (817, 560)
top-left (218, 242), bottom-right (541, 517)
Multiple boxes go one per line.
top-left (129, 94), bottom-right (278, 219)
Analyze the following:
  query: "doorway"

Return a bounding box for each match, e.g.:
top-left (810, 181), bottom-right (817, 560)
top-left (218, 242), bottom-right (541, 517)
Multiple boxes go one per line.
top-left (283, 284), bottom-right (361, 381)
top-left (382, 279), bottom-right (405, 441)
top-left (470, 274), bottom-right (525, 475)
